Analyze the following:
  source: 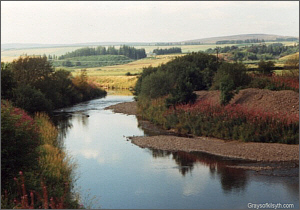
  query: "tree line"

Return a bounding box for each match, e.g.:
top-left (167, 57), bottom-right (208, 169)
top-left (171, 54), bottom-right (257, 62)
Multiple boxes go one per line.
top-left (216, 39), bottom-right (265, 45)
top-left (205, 43), bottom-right (299, 61)
top-left (1, 56), bottom-right (106, 115)
top-left (153, 47), bottom-right (182, 55)
top-left (58, 45), bottom-right (147, 60)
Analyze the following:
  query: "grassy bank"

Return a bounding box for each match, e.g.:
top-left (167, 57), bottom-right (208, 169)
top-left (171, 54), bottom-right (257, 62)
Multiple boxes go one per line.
top-left (137, 96), bottom-right (299, 144)
top-left (134, 52), bottom-right (299, 144)
top-left (1, 101), bottom-right (81, 208)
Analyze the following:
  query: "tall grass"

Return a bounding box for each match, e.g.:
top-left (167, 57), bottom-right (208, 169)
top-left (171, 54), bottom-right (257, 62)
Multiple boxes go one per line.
top-left (1, 102), bottom-right (80, 208)
top-left (249, 73), bottom-right (299, 92)
top-left (138, 97), bottom-right (299, 144)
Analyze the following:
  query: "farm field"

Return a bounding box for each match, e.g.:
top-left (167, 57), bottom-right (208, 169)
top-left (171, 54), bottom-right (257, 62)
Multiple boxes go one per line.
top-left (2, 41), bottom-right (297, 63)
top-left (72, 54), bottom-right (184, 89)
top-left (70, 54), bottom-right (183, 76)
top-left (2, 42), bottom-right (297, 89)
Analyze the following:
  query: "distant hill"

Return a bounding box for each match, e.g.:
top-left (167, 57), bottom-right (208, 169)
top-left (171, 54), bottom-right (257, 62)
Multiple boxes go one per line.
top-left (182, 34), bottom-right (299, 44)
top-left (1, 42), bottom-right (148, 51)
top-left (2, 34), bottom-right (299, 50)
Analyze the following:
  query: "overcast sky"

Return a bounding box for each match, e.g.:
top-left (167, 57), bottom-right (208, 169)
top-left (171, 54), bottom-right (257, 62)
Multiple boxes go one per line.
top-left (1, 1), bottom-right (299, 44)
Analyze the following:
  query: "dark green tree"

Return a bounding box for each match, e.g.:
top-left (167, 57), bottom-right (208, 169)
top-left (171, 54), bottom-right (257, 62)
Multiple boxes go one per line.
top-left (258, 59), bottom-right (275, 75)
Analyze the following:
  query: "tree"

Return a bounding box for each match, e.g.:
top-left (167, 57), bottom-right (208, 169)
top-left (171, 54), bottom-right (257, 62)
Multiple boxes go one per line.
top-left (12, 85), bottom-right (53, 114)
top-left (258, 59), bottom-right (275, 75)
top-left (1, 62), bottom-right (16, 99)
top-left (11, 56), bottom-right (54, 87)
top-left (211, 62), bottom-right (251, 90)
top-left (220, 75), bottom-right (235, 106)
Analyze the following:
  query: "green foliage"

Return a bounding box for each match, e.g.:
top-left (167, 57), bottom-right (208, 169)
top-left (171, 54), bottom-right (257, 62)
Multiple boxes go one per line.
top-left (258, 59), bottom-right (275, 75)
top-left (72, 69), bottom-right (107, 101)
top-left (12, 85), bottom-right (53, 114)
top-left (205, 43), bottom-right (299, 61)
top-left (138, 98), bottom-right (299, 144)
top-left (1, 103), bottom-right (80, 208)
top-left (134, 52), bottom-right (219, 105)
top-left (53, 55), bottom-right (133, 68)
top-left (58, 45), bottom-right (146, 60)
top-left (11, 56), bottom-right (54, 87)
top-left (1, 62), bottom-right (16, 99)
top-left (1, 101), bottom-right (40, 193)
top-left (219, 75), bottom-right (235, 106)
top-left (166, 79), bottom-right (197, 108)
top-left (139, 71), bottom-right (174, 99)
top-left (3, 56), bottom-right (106, 114)
top-left (211, 62), bottom-right (251, 90)
top-left (153, 47), bottom-right (182, 55)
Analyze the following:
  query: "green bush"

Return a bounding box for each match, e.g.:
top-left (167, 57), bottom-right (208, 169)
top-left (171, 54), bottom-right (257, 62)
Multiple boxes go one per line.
top-left (1, 62), bottom-right (16, 99)
top-left (257, 59), bottom-right (275, 75)
top-left (134, 52), bottom-right (219, 105)
top-left (211, 62), bottom-right (251, 90)
top-left (220, 75), bottom-right (235, 106)
top-left (1, 103), bottom-right (80, 208)
top-left (12, 85), bottom-right (53, 114)
top-left (1, 101), bottom-right (40, 194)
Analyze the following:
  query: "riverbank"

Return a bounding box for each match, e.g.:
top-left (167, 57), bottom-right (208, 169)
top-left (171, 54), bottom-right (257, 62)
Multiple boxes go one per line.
top-left (130, 135), bottom-right (299, 162)
top-left (105, 95), bottom-right (299, 166)
top-left (104, 101), bottom-right (137, 115)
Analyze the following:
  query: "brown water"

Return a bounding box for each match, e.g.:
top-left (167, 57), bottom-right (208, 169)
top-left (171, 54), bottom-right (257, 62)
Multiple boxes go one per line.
top-left (53, 95), bottom-right (299, 209)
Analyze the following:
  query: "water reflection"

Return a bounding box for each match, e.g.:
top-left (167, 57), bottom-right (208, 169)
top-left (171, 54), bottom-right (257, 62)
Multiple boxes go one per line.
top-left (149, 149), bottom-right (249, 193)
top-left (52, 95), bottom-right (299, 209)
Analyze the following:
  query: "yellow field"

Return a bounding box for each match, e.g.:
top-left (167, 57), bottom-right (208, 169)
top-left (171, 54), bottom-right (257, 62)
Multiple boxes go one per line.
top-left (70, 54), bottom-right (183, 76)
top-left (1, 46), bottom-right (85, 62)
top-left (278, 52), bottom-right (299, 62)
top-left (71, 54), bottom-right (184, 89)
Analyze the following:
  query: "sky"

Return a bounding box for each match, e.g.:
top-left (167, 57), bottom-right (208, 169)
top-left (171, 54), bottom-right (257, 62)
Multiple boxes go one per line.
top-left (1, 1), bottom-right (299, 44)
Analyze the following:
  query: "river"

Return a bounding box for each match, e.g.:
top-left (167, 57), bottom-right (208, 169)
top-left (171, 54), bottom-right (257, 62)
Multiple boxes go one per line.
top-left (53, 94), bottom-right (299, 209)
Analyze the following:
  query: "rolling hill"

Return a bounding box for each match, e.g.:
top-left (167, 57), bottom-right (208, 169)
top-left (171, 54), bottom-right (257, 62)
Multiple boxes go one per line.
top-left (2, 34), bottom-right (299, 51)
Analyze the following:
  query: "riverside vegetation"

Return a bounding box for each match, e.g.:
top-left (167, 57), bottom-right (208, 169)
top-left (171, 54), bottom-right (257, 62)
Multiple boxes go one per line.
top-left (1, 56), bottom-right (107, 208)
top-left (134, 52), bottom-right (299, 144)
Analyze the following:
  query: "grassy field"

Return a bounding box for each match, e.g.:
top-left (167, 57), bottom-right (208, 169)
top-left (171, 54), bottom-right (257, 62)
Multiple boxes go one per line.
top-left (52, 55), bottom-right (133, 68)
top-left (71, 54), bottom-right (183, 89)
top-left (70, 54), bottom-right (183, 76)
top-left (2, 42), bottom-right (297, 89)
top-left (2, 41), bottom-right (297, 63)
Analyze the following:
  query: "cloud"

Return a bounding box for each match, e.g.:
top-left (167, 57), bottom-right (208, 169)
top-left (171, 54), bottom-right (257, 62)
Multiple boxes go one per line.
top-left (80, 149), bottom-right (99, 159)
top-left (1, 1), bottom-right (298, 44)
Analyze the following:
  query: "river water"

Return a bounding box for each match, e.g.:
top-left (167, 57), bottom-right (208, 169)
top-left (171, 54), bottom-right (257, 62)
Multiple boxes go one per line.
top-left (53, 94), bottom-right (299, 209)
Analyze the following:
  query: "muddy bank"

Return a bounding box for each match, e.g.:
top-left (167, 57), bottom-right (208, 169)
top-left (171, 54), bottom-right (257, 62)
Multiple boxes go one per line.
top-left (130, 135), bottom-right (299, 163)
top-left (105, 91), bottom-right (299, 168)
top-left (105, 101), bottom-right (137, 115)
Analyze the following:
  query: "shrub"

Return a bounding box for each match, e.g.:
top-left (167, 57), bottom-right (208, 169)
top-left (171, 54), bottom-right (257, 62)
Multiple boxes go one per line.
top-left (1, 104), bottom-right (80, 208)
top-left (219, 75), bottom-right (235, 106)
top-left (1, 101), bottom-right (40, 194)
top-left (12, 85), bottom-right (53, 114)
top-left (211, 62), bottom-right (251, 90)
top-left (1, 62), bottom-right (16, 99)
top-left (258, 59), bottom-right (275, 75)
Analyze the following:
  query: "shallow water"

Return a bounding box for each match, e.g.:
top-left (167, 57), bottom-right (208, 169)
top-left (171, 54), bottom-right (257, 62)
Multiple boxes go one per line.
top-left (53, 95), bottom-right (299, 209)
